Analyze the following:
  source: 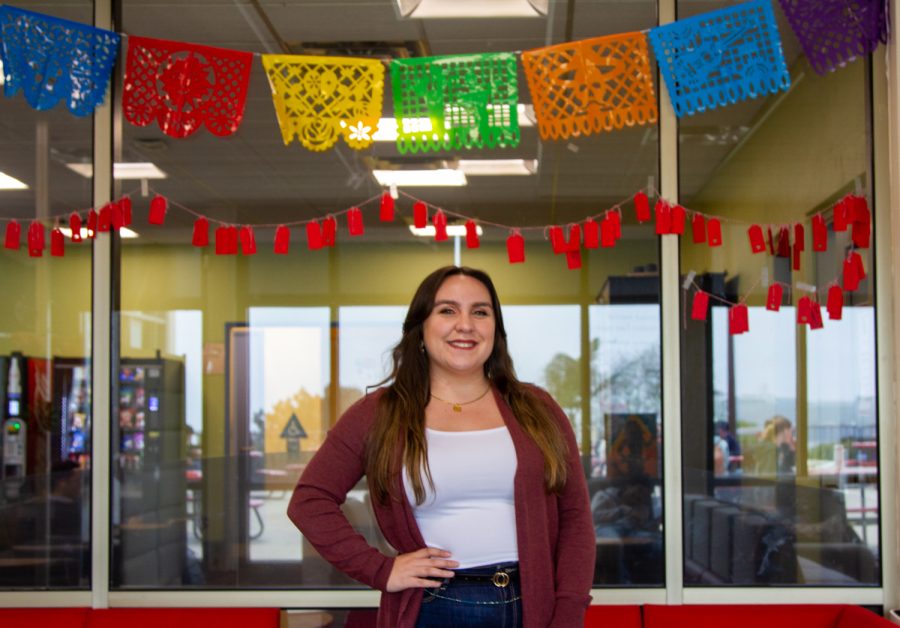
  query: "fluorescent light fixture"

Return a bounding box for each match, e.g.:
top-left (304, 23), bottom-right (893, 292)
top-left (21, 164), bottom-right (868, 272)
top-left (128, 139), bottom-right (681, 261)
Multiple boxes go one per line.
top-left (60, 226), bottom-right (139, 239)
top-left (372, 169), bottom-right (467, 187)
top-left (395, 0), bottom-right (548, 18)
top-left (409, 224), bottom-right (484, 237)
top-left (373, 105), bottom-right (534, 142)
top-left (65, 162), bottom-right (167, 180)
top-left (0, 171), bottom-right (28, 190)
top-left (457, 159), bottom-right (537, 176)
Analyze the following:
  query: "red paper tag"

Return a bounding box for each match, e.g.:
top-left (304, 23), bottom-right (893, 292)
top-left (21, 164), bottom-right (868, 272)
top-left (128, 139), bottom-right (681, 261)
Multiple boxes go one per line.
top-left (240, 225), bottom-right (256, 255)
top-left (507, 231), bottom-right (525, 264)
top-left (808, 300), bottom-right (824, 330)
top-left (87, 210), bottom-right (98, 239)
top-left (50, 228), bottom-right (65, 257)
top-left (379, 192), bottom-right (394, 222)
top-left (852, 220), bottom-right (870, 249)
top-left (149, 195), bottom-right (168, 225)
top-left (833, 197), bottom-right (849, 231)
top-left (322, 216), bottom-right (337, 247)
top-left (465, 220), bottom-right (480, 249)
top-left (549, 226), bottom-right (565, 254)
top-left (192, 217), bottom-right (209, 247)
top-left (229, 226), bottom-right (239, 254)
top-left (655, 200), bottom-right (671, 235)
top-left (812, 214), bottom-right (827, 251)
top-left (692, 213), bottom-right (706, 244)
top-left (347, 207), bottom-right (364, 236)
top-left (634, 191), bottom-right (650, 223)
top-left (566, 249), bottom-right (582, 270)
top-left (68, 213), bottom-right (83, 242)
top-left (27, 221), bottom-right (44, 257)
top-left (119, 197), bottom-right (133, 227)
top-left (583, 218), bottom-right (599, 249)
top-left (843, 253), bottom-right (861, 291)
top-left (748, 224), bottom-right (766, 253)
top-left (797, 296), bottom-right (811, 324)
top-left (766, 283), bottom-right (783, 311)
top-left (670, 204), bottom-right (686, 235)
top-left (97, 204), bottom-right (112, 232)
top-left (413, 201), bottom-right (428, 228)
top-left (215, 226), bottom-right (229, 254)
top-left (766, 226), bottom-right (775, 255)
top-left (600, 216), bottom-right (616, 248)
top-left (610, 210), bottom-right (622, 241)
top-left (827, 285), bottom-right (843, 320)
top-left (691, 291), bottom-right (709, 321)
top-left (729, 304), bottom-right (749, 335)
top-left (776, 227), bottom-right (791, 258)
top-left (305, 221), bottom-right (323, 250)
top-left (566, 224), bottom-right (581, 252)
top-left (275, 224), bottom-right (291, 254)
top-left (852, 251), bottom-right (866, 283)
top-left (433, 210), bottom-right (448, 241)
top-left (794, 223), bottom-right (805, 251)
top-left (4, 220), bottom-right (20, 250)
top-left (707, 218), bottom-right (722, 247)
top-left (110, 201), bottom-right (124, 230)
top-left (792, 242), bottom-right (801, 272)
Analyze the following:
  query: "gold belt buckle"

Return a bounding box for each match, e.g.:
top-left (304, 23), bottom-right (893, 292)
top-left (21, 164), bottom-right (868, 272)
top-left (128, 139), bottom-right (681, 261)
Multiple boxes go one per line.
top-left (491, 570), bottom-right (510, 588)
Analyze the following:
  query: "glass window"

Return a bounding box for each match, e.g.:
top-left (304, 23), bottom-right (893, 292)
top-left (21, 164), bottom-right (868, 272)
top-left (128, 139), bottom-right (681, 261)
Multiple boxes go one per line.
top-left (678, 0), bottom-right (878, 586)
top-left (114, 0), bottom-right (660, 588)
top-left (0, 1), bottom-right (94, 589)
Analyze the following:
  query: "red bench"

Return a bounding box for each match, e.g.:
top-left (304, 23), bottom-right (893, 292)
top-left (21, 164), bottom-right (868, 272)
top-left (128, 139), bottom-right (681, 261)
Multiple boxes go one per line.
top-left (0, 604), bottom-right (892, 627)
top-left (642, 604), bottom-right (893, 628)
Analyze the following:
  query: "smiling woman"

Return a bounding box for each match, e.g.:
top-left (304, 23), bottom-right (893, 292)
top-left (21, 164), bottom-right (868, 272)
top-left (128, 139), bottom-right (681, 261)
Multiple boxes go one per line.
top-left (289, 266), bottom-right (595, 628)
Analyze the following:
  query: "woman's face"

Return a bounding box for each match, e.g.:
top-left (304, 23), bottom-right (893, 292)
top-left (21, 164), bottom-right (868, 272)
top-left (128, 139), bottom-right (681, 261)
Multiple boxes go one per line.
top-left (422, 274), bottom-right (496, 381)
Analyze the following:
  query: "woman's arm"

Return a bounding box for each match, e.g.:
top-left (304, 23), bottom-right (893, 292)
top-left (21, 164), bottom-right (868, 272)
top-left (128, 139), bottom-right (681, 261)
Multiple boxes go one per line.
top-left (287, 395), bottom-right (396, 591)
top-left (538, 391), bottom-right (597, 627)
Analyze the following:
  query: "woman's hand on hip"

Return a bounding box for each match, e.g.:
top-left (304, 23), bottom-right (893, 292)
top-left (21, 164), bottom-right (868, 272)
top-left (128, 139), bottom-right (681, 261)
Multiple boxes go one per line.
top-left (385, 547), bottom-right (458, 592)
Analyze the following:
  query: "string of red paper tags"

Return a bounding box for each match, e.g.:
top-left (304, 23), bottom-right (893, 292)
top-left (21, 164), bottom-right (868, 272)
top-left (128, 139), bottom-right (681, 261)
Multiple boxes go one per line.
top-left (0, 188), bottom-right (870, 324)
top-left (686, 192), bottom-right (870, 336)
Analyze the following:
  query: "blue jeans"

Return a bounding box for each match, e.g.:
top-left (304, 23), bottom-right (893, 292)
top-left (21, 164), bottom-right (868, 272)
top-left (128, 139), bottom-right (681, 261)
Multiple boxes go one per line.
top-left (415, 562), bottom-right (523, 628)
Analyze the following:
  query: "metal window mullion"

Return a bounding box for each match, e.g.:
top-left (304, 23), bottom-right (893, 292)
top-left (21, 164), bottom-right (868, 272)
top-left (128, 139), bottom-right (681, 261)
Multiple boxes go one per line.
top-left (91, 0), bottom-right (113, 610)
top-left (657, 0), bottom-right (683, 606)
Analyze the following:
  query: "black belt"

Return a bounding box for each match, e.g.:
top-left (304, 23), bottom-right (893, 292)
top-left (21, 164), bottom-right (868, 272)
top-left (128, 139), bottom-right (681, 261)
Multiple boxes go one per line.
top-left (450, 567), bottom-right (519, 588)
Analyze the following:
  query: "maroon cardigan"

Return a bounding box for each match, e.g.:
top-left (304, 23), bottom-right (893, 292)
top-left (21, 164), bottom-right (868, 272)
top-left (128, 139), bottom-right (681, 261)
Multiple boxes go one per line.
top-left (287, 386), bottom-right (595, 628)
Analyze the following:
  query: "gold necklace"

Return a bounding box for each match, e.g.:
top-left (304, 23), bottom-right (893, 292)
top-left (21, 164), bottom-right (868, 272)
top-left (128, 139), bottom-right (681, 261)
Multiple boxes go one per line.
top-left (430, 386), bottom-right (491, 413)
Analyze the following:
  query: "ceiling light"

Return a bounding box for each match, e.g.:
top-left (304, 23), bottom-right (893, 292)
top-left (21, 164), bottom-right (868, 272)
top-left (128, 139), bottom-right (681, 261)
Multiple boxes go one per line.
top-left (373, 105), bottom-right (534, 142)
top-left (0, 171), bottom-right (28, 190)
top-left (65, 162), bottom-right (167, 180)
top-left (60, 226), bottom-right (139, 239)
top-left (372, 169), bottom-right (467, 187)
top-left (394, 0), bottom-right (548, 18)
top-left (457, 159), bottom-right (537, 176)
top-left (409, 224), bottom-right (484, 237)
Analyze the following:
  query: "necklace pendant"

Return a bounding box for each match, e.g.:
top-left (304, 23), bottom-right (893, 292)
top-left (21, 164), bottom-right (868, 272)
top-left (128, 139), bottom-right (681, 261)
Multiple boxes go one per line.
top-left (452, 404), bottom-right (462, 412)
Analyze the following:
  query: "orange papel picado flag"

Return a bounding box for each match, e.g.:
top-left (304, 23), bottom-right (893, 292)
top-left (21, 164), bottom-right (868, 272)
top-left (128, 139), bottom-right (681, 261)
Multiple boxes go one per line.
top-left (522, 32), bottom-right (657, 141)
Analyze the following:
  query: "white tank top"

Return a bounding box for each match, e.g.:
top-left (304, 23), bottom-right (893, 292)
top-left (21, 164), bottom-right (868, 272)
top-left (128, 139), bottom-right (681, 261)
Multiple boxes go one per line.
top-left (403, 425), bottom-right (518, 569)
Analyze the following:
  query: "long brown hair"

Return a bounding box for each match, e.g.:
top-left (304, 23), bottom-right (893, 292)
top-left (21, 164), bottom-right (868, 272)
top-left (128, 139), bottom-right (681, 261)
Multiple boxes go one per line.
top-left (365, 266), bottom-right (571, 505)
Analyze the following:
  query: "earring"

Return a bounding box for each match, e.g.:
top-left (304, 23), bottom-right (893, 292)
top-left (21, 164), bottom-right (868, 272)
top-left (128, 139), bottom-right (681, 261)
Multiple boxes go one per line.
top-left (419, 341), bottom-right (425, 353)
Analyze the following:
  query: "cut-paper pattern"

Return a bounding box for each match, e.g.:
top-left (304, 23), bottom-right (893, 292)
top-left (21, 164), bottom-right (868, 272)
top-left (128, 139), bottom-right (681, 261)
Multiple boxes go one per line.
top-left (522, 32), bottom-right (657, 140)
top-left (391, 53), bottom-right (520, 153)
top-left (648, 0), bottom-right (790, 117)
top-left (262, 55), bottom-right (384, 152)
top-left (123, 36), bottom-right (253, 138)
top-left (0, 5), bottom-right (120, 116)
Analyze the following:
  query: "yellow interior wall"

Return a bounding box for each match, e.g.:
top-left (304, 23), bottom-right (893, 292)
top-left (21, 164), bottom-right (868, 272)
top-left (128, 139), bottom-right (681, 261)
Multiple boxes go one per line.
top-left (681, 59), bottom-right (868, 304)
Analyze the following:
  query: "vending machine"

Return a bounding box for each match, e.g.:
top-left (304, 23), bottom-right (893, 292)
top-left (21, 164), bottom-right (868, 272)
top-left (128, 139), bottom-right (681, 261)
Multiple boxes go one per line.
top-left (113, 356), bottom-right (187, 586)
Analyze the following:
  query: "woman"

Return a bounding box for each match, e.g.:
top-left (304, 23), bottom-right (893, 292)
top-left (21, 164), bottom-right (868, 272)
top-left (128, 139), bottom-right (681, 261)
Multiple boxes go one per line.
top-left (288, 266), bottom-right (595, 627)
